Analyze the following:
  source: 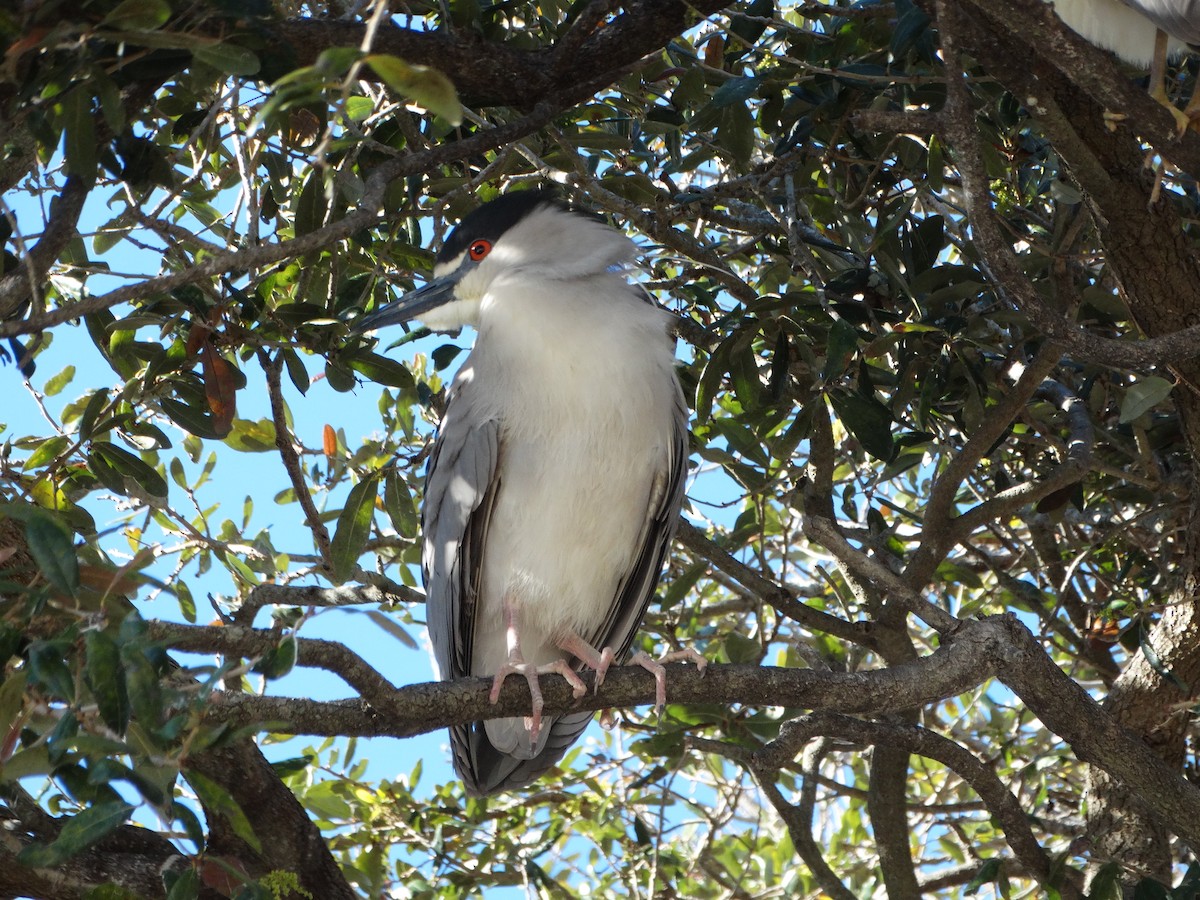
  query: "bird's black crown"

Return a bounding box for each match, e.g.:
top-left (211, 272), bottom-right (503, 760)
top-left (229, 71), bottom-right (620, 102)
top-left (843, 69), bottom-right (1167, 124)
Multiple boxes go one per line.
top-left (437, 190), bottom-right (565, 265)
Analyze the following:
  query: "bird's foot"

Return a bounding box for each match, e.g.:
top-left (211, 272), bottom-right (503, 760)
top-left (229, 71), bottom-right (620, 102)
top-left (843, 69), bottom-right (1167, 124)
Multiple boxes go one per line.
top-left (1166, 103), bottom-right (1198, 139)
top-left (629, 648), bottom-right (709, 713)
top-left (1147, 82), bottom-right (1200, 139)
top-left (593, 647), bottom-right (616, 691)
top-left (488, 658), bottom-right (588, 744)
top-left (556, 634), bottom-right (615, 693)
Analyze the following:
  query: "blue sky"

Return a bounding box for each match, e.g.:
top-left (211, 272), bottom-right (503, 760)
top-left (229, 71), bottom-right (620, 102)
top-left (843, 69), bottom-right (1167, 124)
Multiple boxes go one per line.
top-left (1, 184), bottom-right (465, 792)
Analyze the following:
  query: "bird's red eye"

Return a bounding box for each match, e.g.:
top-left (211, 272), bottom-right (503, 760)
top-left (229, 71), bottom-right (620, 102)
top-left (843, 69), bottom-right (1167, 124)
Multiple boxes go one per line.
top-left (468, 239), bottom-right (492, 261)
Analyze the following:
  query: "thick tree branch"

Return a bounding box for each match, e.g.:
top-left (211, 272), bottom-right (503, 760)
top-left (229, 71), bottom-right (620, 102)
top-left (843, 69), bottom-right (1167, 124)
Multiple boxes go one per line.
top-left (184, 614), bottom-right (1200, 850)
top-left (201, 616), bottom-right (1018, 737)
top-left (0, 175), bottom-right (89, 320)
top-left (185, 739), bottom-right (356, 900)
top-left (955, 0), bottom-right (1200, 173)
top-left (929, 5), bottom-right (1200, 368)
top-left (272, 2), bottom-right (731, 111)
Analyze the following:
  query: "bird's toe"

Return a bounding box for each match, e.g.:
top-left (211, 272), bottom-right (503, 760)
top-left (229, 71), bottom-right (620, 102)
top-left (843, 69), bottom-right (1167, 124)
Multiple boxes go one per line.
top-left (592, 647), bottom-right (616, 693)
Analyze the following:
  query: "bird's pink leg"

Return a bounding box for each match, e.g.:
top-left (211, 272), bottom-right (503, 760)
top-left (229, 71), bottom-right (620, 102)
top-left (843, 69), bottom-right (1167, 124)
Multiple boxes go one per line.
top-left (558, 632), bottom-right (708, 711)
top-left (557, 633), bottom-right (616, 691)
top-left (489, 596), bottom-right (588, 745)
top-left (629, 649), bottom-right (709, 712)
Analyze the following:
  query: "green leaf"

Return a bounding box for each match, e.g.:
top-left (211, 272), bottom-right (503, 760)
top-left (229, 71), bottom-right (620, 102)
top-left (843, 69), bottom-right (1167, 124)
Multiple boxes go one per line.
top-left (316, 46), bottom-right (362, 75)
top-left (0, 671), bottom-right (28, 745)
top-left (717, 103), bottom-right (754, 169)
top-left (122, 646), bottom-right (164, 730)
top-left (1132, 878), bottom-right (1170, 900)
top-left (965, 858), bottom-right (1002, 894)
top-left (823, 319), bottom-right (859, 381)
top-left (60, 88), bottom-right (96, 179)
top-left (729, 335), bottom-right (762, 410)
top-left (252, 634), bottom-right (297, 680)
top-left (365, 54), bottom-right (462, 125)
top-left (18, 801), bottom-right (134, 868)
top-left (383, 470), bottom-right (418, 538)
top-left (345, 95), bottom-right (374, 122)
top-left (329, 473), bottom-right (380, 584)
top-left (91, 441), bottom-right (169, 501)
top-left (175, 580), bottom-right (196, 623)
top-left (43, 366), bottom-right (76, 397)
top-left (101, 0), bottom-right (171, 30)
top-left (185, 770), bottom-right (262, 852)
top-left (431, 343), bottom-right (462, 371)
top-left (79, 389), bottom-right (111, 441)
top-left (1089, 862), bottom-right (1123, 900)
top-left (193, 42), bottom-right (261, 76)
top-left (23, 435), bottom-right (71, 471)
top-left (25, 511), bottom-right (80, 596)
top-left (160, 397), bottom-right (227, 440)
top-left (223, 418), bottom-right (278, 453)
top-left (282, 348), bottom-right (310, 395)
top-left (269, 755), bottom-right (316, 778)
top-left (705, 76), bottom-right (758, 111)
top-left (294, 168), bottom-right (329, 237)
top-left (364, 609), bottom-right (418, 649)
top-left (829, 391), bottom-right (894, 461)
top-left (1119, 375), bottom-right (1173, 424)
top-left (85, 631), bottom-right (130, 734)
top-left (164, 866), bottom-right (201, 900)
top-left (721, 632), bottom-right (761, 664)
top-left (345, 352), bottom-right (416, 391)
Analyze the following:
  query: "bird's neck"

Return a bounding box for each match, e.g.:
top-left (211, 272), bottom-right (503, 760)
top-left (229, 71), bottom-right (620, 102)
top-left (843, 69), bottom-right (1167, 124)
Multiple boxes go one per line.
top-left (464, 273), bottom-right (677, 414)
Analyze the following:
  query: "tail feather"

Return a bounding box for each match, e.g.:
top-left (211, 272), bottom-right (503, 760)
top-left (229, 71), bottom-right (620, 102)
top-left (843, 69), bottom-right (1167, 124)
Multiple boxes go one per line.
top-left (451, 710), bottom-right (596, 796)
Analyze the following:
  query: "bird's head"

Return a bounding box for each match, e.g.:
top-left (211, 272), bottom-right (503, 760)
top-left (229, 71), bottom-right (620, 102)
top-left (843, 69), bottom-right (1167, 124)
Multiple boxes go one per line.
top-left (352, 191), bottom-right (636, 333)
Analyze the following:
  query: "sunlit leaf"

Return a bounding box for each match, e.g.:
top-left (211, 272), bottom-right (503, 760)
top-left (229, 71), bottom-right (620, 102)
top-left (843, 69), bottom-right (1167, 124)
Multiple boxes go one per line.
top-left (364, 54), bottom-right (462, 125)
top-left (1119, 375), bottom-right (1173, 424)
top-left (329, 473), bottom-right (380, 584)
top-left (185, 770), bottom-right (262, 852)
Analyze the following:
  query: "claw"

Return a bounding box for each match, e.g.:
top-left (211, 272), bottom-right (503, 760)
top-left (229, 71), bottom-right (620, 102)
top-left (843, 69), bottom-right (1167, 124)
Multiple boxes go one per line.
top-left (630, 648), bottom-right (709, 713)
top-left (488, 657), bottom-right (588, 743)
top-left (556, 633), bottom-right (615, 693)
top-left (592, 647), bottom-right (616, 692)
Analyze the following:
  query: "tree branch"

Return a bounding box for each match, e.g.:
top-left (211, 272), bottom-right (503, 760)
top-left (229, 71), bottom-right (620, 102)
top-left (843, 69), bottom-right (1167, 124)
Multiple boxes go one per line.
top-left (0, 103), bottom-right (563, 338)
top-left (758, 713), bottom-right (1086, 899)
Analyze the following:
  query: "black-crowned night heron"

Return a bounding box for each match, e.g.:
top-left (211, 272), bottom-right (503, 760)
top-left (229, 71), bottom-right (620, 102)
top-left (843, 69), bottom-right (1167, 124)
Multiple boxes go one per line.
top-left (354, 192), bottom-right (703, 795)
top-left (1049, 0), bottom-right (1200, 131)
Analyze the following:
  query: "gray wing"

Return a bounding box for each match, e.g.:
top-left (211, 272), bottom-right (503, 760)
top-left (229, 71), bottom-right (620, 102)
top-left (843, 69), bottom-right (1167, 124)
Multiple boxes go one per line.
top-left (422, 385), bottom-right (500, 688)
top-left (1127, 0), bottom-right (1200, 43)
top-left (584, 380), bottom-right (689, 663)
top-left (423, 384), bottom-right (527, 795)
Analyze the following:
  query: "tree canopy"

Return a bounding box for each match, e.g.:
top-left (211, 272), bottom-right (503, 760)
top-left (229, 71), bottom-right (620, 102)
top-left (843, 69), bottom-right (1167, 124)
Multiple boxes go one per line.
top-left (4, 0), bottom-right (1200, 897)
